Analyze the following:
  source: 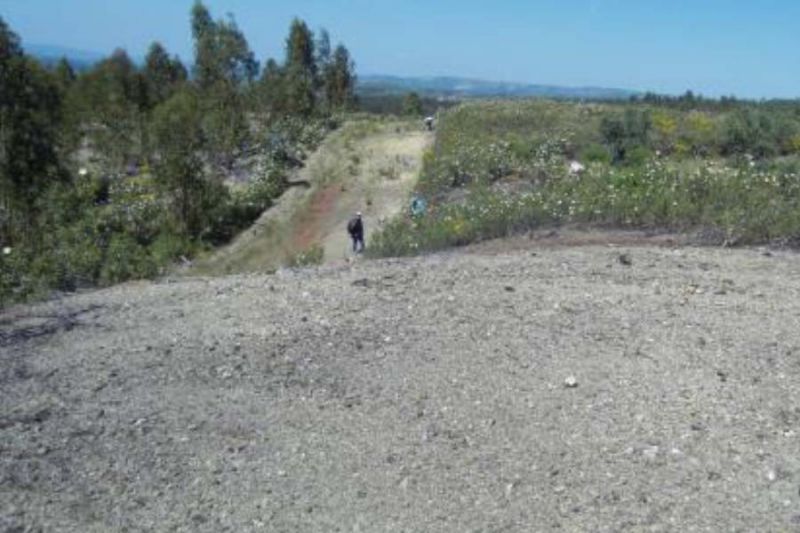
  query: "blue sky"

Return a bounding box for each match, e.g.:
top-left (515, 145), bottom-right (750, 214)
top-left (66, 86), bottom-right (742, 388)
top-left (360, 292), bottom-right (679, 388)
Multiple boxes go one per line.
top-left (1, 0), bottom-right (799, 98)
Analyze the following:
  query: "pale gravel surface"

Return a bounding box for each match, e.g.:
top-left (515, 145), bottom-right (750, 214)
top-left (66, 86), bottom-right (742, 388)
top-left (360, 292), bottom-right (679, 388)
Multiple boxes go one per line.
top-left (3, 244), bottom-right (800, 532)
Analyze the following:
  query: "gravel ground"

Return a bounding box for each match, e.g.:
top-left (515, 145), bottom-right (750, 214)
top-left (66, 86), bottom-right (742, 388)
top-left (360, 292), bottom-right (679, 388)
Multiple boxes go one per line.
top-left (3, 244), bottom-right (800, 532)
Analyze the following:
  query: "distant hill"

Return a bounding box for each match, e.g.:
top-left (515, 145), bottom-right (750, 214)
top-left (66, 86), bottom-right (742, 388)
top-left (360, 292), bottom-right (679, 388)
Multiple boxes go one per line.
top-left (358, 75), bottom-right (638, 101)
top-left (24, 44), bottom-right (637, 101)
top-left (26, 44), bottom-right (107, 70)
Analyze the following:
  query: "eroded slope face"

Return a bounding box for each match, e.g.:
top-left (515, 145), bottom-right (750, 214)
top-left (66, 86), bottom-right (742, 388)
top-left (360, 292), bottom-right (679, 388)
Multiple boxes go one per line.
top-left (3, 245), bottom-right (800, 531)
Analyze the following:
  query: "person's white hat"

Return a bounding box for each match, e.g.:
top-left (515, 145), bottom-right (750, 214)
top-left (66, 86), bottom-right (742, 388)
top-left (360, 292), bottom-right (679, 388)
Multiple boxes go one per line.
top-left (356, 211), bottom-right (362, 217)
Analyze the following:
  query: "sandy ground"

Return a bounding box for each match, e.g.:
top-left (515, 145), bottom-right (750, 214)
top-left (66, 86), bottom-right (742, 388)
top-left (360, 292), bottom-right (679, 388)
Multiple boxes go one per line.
top-left (4, 242), bottom-right (800, 532)
top-left (192, 120), bottom-right (430, 275)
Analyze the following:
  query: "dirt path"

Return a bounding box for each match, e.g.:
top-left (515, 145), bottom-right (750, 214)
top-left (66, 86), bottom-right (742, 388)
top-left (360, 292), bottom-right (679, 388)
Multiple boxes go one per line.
top-left (192, 119), bottom-right (431, 275)
top-left (311, 130), bottom-right (431, 263)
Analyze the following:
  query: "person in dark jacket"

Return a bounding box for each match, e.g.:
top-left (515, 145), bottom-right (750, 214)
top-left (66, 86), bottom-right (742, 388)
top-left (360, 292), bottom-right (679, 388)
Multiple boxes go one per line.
top-left (347, 212), bottom-right (365, 253)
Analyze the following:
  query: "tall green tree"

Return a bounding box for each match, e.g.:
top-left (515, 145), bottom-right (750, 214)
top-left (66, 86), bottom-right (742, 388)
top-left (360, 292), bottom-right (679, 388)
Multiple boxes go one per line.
top-left (150, 90), bottom-right (209, 237)
top-left (0, 17), bottom-right (65, 239)
top-left (402, 92), bottom-right (423, 116)
top-left (315, 29), bottom-right (331, 75)
top-left (326, 44), bottom-right (356, 110)
top-left (70, 48), bottom-right (148, 170)
top-left (191, 1), bottom-right (258, 89)
top-left (190, 1), bottom-right (258, 167)
top-left (314, 29), bottom-right (332, 110)
top-left (143, 42), bottom-right (187, 107)
top-left (285, 18), bottom-right (316, 75)
top-left (191, 1), bottom-right (217, 90)
top-left (53, 57), bottom-right (76, 92)
top-left (283, 18), bottom-right (316, 115)
top-left (259, 58), bottom-right (285, 114)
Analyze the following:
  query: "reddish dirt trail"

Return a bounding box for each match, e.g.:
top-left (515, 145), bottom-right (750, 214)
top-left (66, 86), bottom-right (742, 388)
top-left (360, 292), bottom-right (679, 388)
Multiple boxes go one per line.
top-left (289, 183), bottom-right (342, 252)
top-left (192, 120), bottom-right (431, 274)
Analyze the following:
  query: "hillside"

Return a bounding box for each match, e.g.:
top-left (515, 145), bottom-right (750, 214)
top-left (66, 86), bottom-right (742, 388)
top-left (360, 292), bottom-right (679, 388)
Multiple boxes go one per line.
top-left (3, 243), bottom-right (800, 531)
top-left (26, 43), bottom-right (107, 70)
top-left (191, 118), bottom-right (431, 275)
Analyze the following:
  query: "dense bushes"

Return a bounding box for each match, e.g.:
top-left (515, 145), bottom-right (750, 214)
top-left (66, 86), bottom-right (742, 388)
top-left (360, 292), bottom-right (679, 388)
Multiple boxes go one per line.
top-left (0, 113), bottom-right (332, 305)
top-left (369, 100), bottom-right (800, 257)
top-left (370, 158), bottom-right (800, 257)
top-left (1, 4), bottom-right (348, 306)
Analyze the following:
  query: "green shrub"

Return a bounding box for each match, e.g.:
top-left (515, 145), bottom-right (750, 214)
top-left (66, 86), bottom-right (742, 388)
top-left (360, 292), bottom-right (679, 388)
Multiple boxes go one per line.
top-left (371, 133), bottom-right (800, 257)
top-left (580, 143), bottom-right (612, 164)
top-left (286, 243), bottom-right (324, 267)
top-left (624, 145), bottom-right (652, 167)
top-left (149, 232), bottom-right (195, 266)
top-left (100, 234), bottom-right (158, 285)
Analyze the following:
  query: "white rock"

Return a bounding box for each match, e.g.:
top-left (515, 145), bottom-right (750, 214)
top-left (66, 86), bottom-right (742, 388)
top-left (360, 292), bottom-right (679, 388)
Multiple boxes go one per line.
top-left (564, 376), bottom-right (579, 388)
top-left (643, 445), bottom-right (660, 460)
top-left (569, 161), bottom-right (586, 175)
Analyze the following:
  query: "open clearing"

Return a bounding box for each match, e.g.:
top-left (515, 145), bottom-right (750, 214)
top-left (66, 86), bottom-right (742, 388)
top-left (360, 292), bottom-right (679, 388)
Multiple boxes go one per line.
top-left (192, 119), bottom-right (431, 275)
top-left (4, 242), bottom-right (800, 531)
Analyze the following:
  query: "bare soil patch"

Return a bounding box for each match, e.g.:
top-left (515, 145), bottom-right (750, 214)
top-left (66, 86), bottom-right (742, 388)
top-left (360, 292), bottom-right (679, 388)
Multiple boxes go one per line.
top-left (3, 244), bottom-right (800, 531)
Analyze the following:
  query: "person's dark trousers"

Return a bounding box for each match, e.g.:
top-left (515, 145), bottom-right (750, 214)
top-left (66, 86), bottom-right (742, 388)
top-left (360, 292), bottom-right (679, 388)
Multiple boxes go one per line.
top-left (352, 235), bottom-right (364, 253)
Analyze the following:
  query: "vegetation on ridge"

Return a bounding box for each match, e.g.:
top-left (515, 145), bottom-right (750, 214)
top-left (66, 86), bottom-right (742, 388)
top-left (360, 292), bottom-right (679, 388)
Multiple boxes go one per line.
top-left (0, 2), bottom-right (357, 304)
top-left (369, 99), bottom-right (800, 257)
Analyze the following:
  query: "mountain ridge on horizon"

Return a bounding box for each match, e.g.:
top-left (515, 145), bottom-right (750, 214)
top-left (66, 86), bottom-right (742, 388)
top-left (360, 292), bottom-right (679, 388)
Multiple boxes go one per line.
top-left (27, 42), bottom-right (640, 100)
top-left (358, 73), bottom-right (640, 100)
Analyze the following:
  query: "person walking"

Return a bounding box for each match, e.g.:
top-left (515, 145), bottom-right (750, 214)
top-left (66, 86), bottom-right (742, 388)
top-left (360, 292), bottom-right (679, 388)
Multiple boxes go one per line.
top-left (347, 212), bottom-right (365, 253)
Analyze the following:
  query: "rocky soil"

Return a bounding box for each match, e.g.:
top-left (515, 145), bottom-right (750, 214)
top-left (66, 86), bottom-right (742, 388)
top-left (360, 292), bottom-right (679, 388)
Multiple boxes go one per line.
top-left (3, 243), bottom-right (800, 532)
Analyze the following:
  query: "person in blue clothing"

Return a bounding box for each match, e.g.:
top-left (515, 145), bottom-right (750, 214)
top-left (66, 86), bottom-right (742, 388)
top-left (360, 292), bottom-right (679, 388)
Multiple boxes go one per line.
top-left (410, 196), bottom-right (427, 217)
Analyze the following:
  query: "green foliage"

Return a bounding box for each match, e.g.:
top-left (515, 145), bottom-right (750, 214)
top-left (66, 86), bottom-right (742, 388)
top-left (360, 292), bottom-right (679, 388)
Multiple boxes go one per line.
top-left (282, 19), bottom-right (317, 116)
top-left (357, 93), bottom-right (457, 116)
top-left (1, 9), bottom-right (347, 305)
top-left (623, 145), bottom-right (652, 167)
top-left (325, 45), bottom-right (357, 110)
top-left (150, 89), bottom-right (208, 237)
top-left (67, 48), bottom-right (149, 170)
top-left (191, 1), bottom-right (257, 89)
top-left (53, 57), bottom-right (76, 92)
top-left (201, 81), bottom-right (250, 167)
top-left (600, 109), bottom-right (651, 162)
top-left (286, 243), bottom-right (324, 267)
top-left (190, 2), bottom-right (258, 166)
top-left (369, 100), bottom-right (800, 258)
top-left (403, 92), bottom-right (424, 116)
top-left (285, 18), bottom-right (316, 76)
top-left (282, 63), bottom-right (316, 116)
top-left (144, 42), bottom-right (187, 106)
top-left (252, 18), bottom-right (356, 118)
top-left (259, 58), bottom-right (285, 113)
top-left (720, 109), bottom-right (784, 158)
top-left (315, 29), bottom-right (332, 72)
top-left (99, 233), bottom-right (158, 284)
top-left (0, 17), bottom-right (66, 237)
top-left (580, 143), bottom-right (612, 164)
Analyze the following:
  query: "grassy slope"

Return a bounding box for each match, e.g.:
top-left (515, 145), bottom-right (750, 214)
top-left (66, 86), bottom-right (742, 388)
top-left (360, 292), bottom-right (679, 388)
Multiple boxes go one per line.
top-left (369, 100), bottom-right (800, 257)
top-left (191, 117), bottom-right (431, 275)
